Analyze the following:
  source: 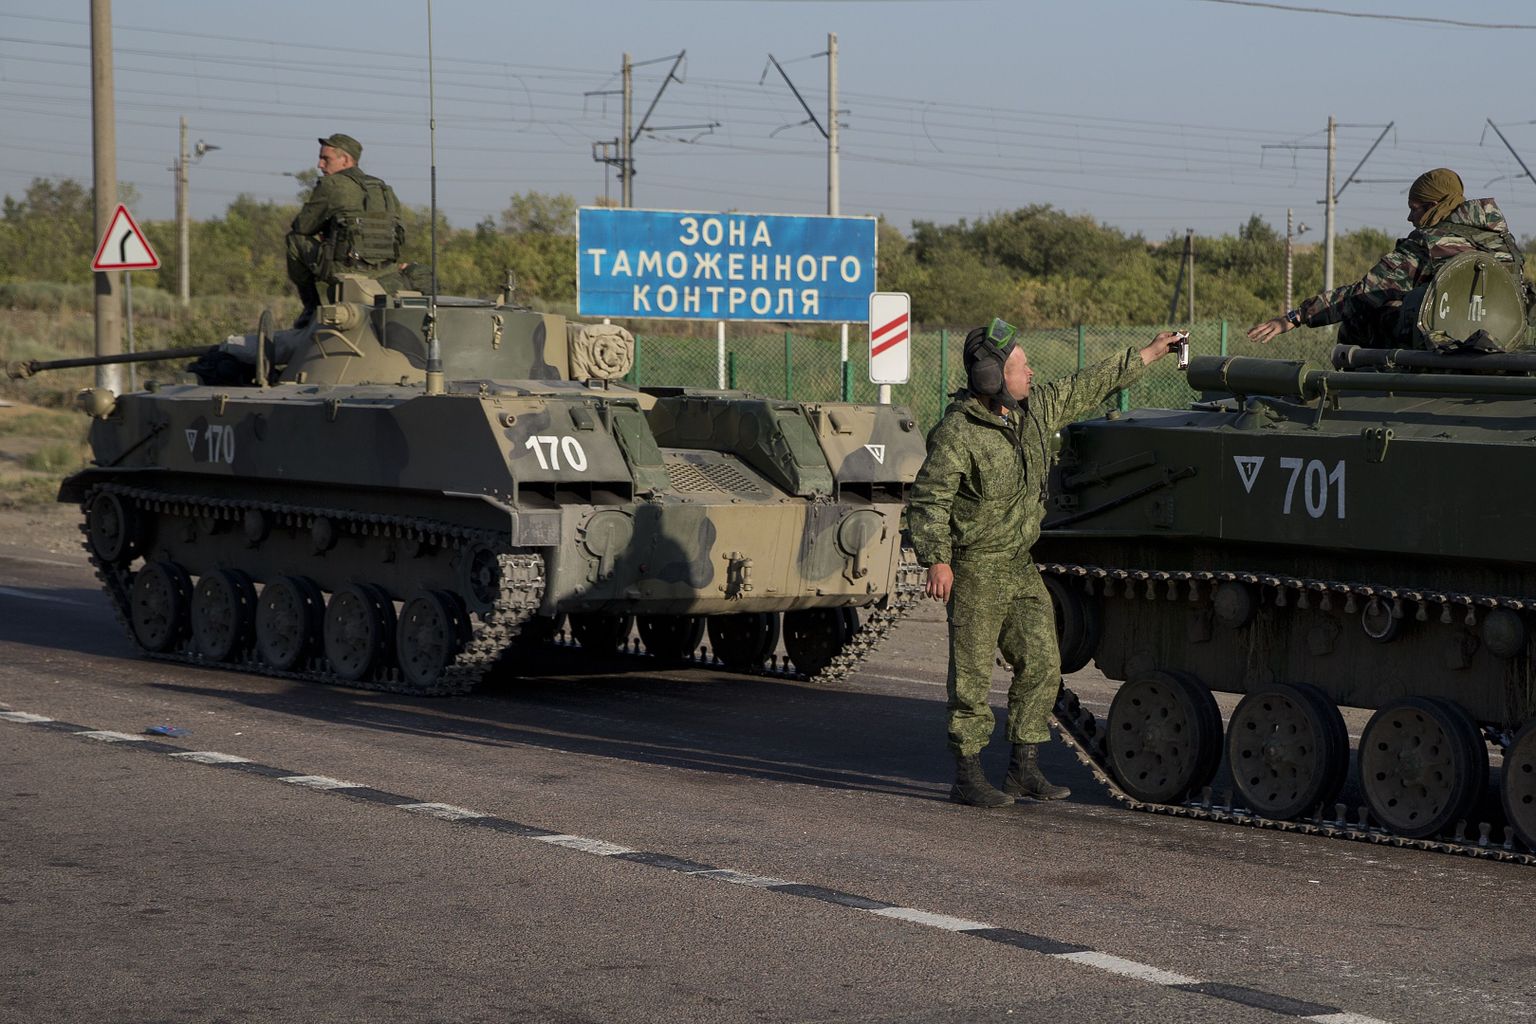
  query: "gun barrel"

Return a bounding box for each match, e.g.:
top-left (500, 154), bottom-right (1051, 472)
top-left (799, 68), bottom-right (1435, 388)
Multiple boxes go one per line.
top-left (1332, 344), bottom-right (1536, 374)
top-left (1187, 354), bottom-right (1536, 402)
top-left (8, 346), bottom-right (209, 380)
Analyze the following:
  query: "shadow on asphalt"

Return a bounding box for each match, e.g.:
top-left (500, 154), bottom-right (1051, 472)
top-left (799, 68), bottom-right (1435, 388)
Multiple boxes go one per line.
top-left (144, 642), bottom-right (1113, 809)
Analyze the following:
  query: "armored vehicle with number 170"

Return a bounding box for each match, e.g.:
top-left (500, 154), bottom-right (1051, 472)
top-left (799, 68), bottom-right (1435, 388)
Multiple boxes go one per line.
top-left (8, 275), bottom-right (926, 697)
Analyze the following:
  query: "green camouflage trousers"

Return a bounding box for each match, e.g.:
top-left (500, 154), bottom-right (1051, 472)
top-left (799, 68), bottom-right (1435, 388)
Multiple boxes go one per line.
top-left (945, 556), bottom-right (1060, 755)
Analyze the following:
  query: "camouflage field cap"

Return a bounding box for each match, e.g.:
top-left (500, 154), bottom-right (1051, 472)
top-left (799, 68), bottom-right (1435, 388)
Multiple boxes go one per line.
top-left (318, 133), bottom-right (363, 162)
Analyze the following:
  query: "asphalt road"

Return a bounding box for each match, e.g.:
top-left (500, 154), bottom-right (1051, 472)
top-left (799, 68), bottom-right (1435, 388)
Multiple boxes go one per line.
top-left (1, 542), bottom-right (1532, 1024)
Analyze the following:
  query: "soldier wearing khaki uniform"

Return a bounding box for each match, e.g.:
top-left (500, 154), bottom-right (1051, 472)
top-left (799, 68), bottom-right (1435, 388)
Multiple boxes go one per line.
top-left (908, 320), bottom-right (1183, 806)
top-left (1249, 167), bottom-right (1530, 348)
top-left (286, 133), bottom-right (409, 324)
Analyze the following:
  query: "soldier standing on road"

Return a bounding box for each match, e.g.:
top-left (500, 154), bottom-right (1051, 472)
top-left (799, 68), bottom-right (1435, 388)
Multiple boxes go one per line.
top-left (908, 320), bottom-right (1184, 807)
top-left (285, 133), bottom-right (408, 325)
top-left (1247, 168), bottom-right (1529, 348)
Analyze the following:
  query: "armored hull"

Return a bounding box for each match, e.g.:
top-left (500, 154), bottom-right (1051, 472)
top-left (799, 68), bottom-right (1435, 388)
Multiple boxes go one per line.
top-left (1036, 352), bottom-right (1536, 858)
top-left (27, 277), bottom-right (924, 699)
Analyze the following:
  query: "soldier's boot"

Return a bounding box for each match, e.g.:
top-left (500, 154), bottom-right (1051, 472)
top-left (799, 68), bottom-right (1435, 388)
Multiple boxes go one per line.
top-left (1003, 743), bottom-right (1071, 801)
top-left (949, 753), bottom-right (1013, 807)
top-left (292, 281), bottom-right (322, 329)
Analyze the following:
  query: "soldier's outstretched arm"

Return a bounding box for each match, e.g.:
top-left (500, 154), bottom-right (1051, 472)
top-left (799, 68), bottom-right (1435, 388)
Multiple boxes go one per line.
top-left (1250, 245), bottom-right (1424, 342)
top-left (1035, 339), bottom-right (1170, 434)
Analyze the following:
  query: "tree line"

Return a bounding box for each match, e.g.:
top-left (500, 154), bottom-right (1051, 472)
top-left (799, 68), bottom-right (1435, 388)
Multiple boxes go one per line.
top-left (5, 175), bottom-right (1524, 328)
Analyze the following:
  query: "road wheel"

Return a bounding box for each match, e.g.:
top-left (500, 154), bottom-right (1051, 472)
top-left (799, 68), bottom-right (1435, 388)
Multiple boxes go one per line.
top-left (783, 608), bottom-right (853, 676)
top-left (324, 583), bottom-right (397, 682)
top-left (129, 561), bottom-right (192, 653)
top-left (570, 612), bottom-right (634, 653)
top-left (1501, 718), bottom-right (1536, 853)
top-left (191, 569), bottom-right (257, 662)
top-left (637, 614), bottom-right (706, 661)
top-left (397, 590), bottom-right (467, 689)
top-left (1106, 669), bottom-right (1223, 804)
top-left (1044, 575), bottom-right (1100, 674)
top-left (1227, 682), bottom-right (1348, 820)
top-left (707, 612), bottom-right (781, 672)
top-left (1359, 697), bottom-right (1487, 839)
top-left (255, 576), bottom-right (324, 671)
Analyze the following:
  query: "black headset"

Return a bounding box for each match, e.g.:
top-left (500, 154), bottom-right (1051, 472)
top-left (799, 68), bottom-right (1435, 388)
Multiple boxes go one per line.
top-left (963, 318), bottom-right (1018, 396)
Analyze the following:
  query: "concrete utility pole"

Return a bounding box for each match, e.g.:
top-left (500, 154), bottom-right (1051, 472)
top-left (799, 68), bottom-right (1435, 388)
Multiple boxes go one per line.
top-left (620, 53), bottom-right (633, 208)
top-left (827, 32), bottom-right (839, 218)
top-left (1285, 208), bottom-right (1310, 313)
top-left (177, 116), bottom-right (189, 306)
top-left (1186, 229), bottom-right (1195, 325)
top-left (91, 0), bottom-right (123, 393)
top-left (1324, 115), bottom-right (1336, 292)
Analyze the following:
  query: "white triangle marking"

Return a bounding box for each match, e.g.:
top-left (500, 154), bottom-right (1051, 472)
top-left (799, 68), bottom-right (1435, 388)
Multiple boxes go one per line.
top-left (864, 443), bottom-right (886, 465)
top-left (1234, 455), bottom-right (1264, 493)
top-left (185, 429), bottom-right (199, 453)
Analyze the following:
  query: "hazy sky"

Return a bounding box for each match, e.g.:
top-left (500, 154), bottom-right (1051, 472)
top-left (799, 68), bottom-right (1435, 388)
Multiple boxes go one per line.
top-left (5, 0), bottom-right (1536, 242)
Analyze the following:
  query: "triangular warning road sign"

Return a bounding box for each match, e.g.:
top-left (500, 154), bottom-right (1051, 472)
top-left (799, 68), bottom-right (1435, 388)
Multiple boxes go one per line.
top-left (91, 204), bottom-right (160, 271)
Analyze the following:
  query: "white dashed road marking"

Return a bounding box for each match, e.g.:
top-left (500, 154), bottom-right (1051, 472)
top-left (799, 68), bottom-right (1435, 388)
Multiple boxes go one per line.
top-left (3, 706), bottom-right (1404, 1024)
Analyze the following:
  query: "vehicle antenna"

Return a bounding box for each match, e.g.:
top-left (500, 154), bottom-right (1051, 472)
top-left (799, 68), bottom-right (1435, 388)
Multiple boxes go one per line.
top-left (424, 0), bottom-right (444, 396)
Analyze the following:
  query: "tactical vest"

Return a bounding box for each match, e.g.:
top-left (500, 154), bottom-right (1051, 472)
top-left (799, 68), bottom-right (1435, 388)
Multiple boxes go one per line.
top-left (332, 173), bottom-right (403, 269)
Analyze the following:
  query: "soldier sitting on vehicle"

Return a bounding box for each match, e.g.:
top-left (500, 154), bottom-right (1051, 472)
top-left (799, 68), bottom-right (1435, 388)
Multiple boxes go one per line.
top-left (1248, 168), bottom-right (1532, 349)
top-left (285, 132), bottom-right (420, 327)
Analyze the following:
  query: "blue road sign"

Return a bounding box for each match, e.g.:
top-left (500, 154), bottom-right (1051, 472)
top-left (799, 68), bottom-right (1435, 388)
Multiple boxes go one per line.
top-left (578, 207), bottom-right (877, 322)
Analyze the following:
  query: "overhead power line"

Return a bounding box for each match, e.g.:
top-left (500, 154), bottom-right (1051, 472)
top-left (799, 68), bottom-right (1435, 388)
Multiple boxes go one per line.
top-left (1190, 0), bottom-right (1536, 30)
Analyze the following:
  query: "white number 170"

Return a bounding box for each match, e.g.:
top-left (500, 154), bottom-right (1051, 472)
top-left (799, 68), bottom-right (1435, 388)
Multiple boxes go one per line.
top-left (523, 434), bottom-right (588, 472)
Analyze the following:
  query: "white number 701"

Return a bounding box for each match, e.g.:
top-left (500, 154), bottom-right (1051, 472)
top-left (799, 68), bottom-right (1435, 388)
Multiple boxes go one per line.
top-left (1279, 457), bottom-right (1344, 519)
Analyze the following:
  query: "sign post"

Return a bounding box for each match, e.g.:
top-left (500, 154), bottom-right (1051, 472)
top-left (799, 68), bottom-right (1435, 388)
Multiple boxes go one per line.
top-left (91, 204), bottom-right (161, 392)
top-left (868, 291), bottom-right (911, 405)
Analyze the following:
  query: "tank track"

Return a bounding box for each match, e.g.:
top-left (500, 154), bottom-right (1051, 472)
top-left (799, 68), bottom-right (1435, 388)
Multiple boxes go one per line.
top-left (81, 483), bottom-right (545, 697)
top-left (1039, 561), bottom-right (1536, 866)
top-left (552, 544), bottom-right (928, 685)
top-left (806, 544), bottom-right (928, 686)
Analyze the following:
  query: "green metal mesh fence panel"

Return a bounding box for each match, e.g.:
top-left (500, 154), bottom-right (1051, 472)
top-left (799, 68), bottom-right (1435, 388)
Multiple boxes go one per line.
top-left (634, 320), bottom-right (1344, 434)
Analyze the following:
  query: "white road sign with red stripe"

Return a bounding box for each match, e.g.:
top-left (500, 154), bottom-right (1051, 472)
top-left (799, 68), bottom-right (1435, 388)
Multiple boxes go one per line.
top-left (91, 204), bottom-right (160, 272)
top-left (868, 291), bottom-right (910, 384)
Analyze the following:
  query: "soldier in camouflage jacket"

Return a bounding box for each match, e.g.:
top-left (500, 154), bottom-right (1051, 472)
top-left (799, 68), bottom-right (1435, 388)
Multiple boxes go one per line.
top-left (908, 321), bottom-right (1183, 807)
top-left (1249, 168), bottom-right (1528, 347)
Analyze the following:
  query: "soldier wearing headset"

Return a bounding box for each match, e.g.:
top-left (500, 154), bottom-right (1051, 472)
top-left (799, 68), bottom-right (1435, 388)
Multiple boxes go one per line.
top-left (908, 320), bottom-right (1185, 806)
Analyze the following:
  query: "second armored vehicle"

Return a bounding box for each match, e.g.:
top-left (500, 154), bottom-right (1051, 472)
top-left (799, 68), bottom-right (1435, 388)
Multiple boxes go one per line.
top-left (11, 276), bottom-right (925, 697)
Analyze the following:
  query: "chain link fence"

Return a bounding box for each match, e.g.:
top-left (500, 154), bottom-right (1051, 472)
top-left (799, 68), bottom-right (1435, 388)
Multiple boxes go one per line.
top-left (630, 320), bottom-right (1341, 433)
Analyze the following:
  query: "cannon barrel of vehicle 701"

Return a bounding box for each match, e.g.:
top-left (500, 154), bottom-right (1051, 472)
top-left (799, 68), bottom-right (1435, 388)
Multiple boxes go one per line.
top-left (1331, 344), bottom-right (1536, 375)
top-left (6, 345), bottom-right (210, 380)
top-left (1187, 354), bottom-right (1536, 402)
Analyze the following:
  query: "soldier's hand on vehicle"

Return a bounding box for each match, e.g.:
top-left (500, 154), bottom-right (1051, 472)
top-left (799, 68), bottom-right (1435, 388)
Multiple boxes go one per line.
top-left (1139, 331), bottom-right (1186, 366)
top-left (1246, 317), bottom-right (1291, 344)
top-left (926, 563), bottom-right (954, 602)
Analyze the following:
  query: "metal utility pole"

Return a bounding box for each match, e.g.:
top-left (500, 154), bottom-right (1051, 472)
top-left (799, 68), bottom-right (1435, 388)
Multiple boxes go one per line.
top-left (621, 53), bottom-right (633, 208)
top-left (90, 0), bottom-right (123, 394)
top-left (1324, 115), bottom-right (1336, 291)
top-left (1263, 117), bottom-right (1390, 297)
top-left (1484, 119), bottom-right (1536, 188)
top-left (827, 32), bottom-right (839, 218)
top-left (177, 116), bottom-right (189, 305)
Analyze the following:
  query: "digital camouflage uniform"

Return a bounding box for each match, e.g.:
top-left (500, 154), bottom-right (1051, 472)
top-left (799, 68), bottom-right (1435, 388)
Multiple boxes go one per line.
top-left (908, 347), bottom-right (1147, 756)
top-left (1296, 198), bottom-right (1527, 347)
top-left (285, 166), bottom-right (408, 305)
